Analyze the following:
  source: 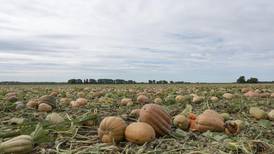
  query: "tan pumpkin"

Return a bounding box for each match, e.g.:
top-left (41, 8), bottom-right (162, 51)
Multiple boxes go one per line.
top-left (210, 96), bottom-right (219, 102)
top-left (120, 98), bottom-right (133, 106)
top-left (38, 103), bottom-right (52, 112)
top-left (193, 110), bottom-right (224, 132)
top-left (153, 97), bottom-right (162, 104)
top-left (223, 93), bottom-right (234, 99)
top-left (192, 96), bottom-right (204, 103)
top-left (98, 116), bottom-right (127, 144)
top-left (244, 91), bottom-right (260, 97)
top-left (125, 122), bottom-right (155, 145)
top-left (46, 112), bottom-right (64, 124)
top-left (249, 107), bottom-right (267, 120)
top-left (26, 100), bottom-right (38, 109)
top-left (270, 93), bottom-right (274, 98)
top-left (60, 98), bottom-right (71, 106)
top-left (137, 95), bottom-right (149, 104)
top-left (50, 91), bottom-right (58, 97)
top-left (173, 114), bottom-right (189, 130)
top-left (138, 104), bottom-right (172, 136)
top-left (129, 109), bottom-right (141, 118)
top-left (267, 110), bottom-right (274, 121)
top-left (175, 95), bottom-right (184, 103)
top-left (5, 92), bottom-right (17, 102)
top-left (38, 95), bottom-right (56, 108)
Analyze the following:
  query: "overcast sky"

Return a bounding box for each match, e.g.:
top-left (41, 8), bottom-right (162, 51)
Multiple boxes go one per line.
top-left (0, 0), bottom-right (274, 82)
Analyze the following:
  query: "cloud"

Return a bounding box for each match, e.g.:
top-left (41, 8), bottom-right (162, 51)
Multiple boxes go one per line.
top-left (0, 0), bottom-right (274, 82)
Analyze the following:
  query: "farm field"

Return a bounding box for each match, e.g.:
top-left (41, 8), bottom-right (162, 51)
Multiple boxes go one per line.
top-left (0, 84), bottom-right (274, 154)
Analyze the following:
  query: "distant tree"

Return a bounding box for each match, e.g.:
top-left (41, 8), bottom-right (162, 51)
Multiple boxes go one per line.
top-left (115, 79), bottom-right (126, 84)
top-left (75, 79), bottom-right (83, 84)
top-left (170, 81), bottom-right (174, 84)
top-left (68, 79), bottom-right (76, 84)
top-left (148, 80), bottom-right (153, 84)
top-left (156, 80), bottom-right (168, 84)
top-left (89, 79), bottom-right (97, 84)
top-left (236, 76), bottom-right (246, 83)
top-left (246, 77), bottom-right (258, 83)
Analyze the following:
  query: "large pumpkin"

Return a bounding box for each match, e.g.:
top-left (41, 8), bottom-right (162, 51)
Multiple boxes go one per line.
top-left (125, 122), bottom-right (155, 145)
top-left (98, 116), bottom-right (127, 144)
top-left (138, 104), bottom-right (172, 136)
top-left (193, 110), bottom-right (224, 132)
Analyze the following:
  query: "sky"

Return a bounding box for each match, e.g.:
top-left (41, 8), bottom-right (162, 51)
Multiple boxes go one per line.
top-left (0, 0), bottom-right (274, 82)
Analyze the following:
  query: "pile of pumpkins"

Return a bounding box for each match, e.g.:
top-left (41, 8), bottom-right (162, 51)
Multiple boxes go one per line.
top-left (97, 103), bottom-right (244, 145)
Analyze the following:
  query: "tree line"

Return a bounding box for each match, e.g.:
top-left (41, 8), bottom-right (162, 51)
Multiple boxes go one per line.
top-left (67, 79), bottom-right (189, 84)
top-left (236, 76), bottom-right (274, 83)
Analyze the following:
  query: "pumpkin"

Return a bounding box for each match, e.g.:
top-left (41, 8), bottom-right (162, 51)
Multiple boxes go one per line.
top-left (60, 98), bottom-right (71, 106)
top-left (244, 91), bottom-right (260, 97)
top-left (75, 98), bottom-right (87, 106)
top-left (77, 92), bottom-right (86, 98)
top-left (125, 122), bottom-right (155, 145)
top-left (241, 87), bottom-right (253, 93)
top-left (223, 93), bottom-right (234, 99)
top-left (270, 93), bottom-right (274, 98)
top-left (175, 95), bottom-right (184, 103)
top-left (192, 96), bottom-right (204, 103)
top-left (5, 92), bottom-right (17, 102)
top-left (173, 115), bottom-right (189, 130)
top-left (0, 135), bottom-right (33, 154)
top-left (129, 109), bottom-right (140, 118)
top-left (224, 120), bottom-right (244, 135)
top-left (259, 92), bottom-right (271, 98)
top-left (50, 91), bottom-right (58, 97)
top-left (138, 104), bottom-right (172, 136)
top-left (193, 110), bottom-right (224, 132)
top-left (38, 103), bottom-right (52, 112)
top-left (220, 113), bottom-right (230, 121)
top-left (154, 98), bottom-right (162, 104)
top-left (120, 98), bottom-right (133, 106)
top-left (38, 95), bottom-right (56, 108)
top-left (268, 110), bottom-right (274, 121)
top-left (249, 107), bottom-right (267, 120)
top-left (210, 96), bottom-right (219, 102)
top-left (26, 99), bottom-right (38, 109)
top-left (46, 112), bottom-right (64, 124)
top-left (98, 116), bottom-right (127, 144)
top-left (137, 95), bottom-right (149, 104)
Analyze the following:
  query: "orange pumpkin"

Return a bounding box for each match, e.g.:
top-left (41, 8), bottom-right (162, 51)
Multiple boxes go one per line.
top-left (125, 122), bottom-right (155, 145)
top-left (138, 104), bottom-right (172, 136)
top-left (98, 116), bottom-right (127, 144)
top-left (193, 110), bottom-right (224, 132)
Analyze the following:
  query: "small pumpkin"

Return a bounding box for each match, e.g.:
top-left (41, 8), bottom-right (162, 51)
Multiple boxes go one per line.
top-left (26, 100), bottom-right (38, 109)
top-left (224, 120), bottom-right (244, 135)
top-left (220, 113), bottom-right (230, 121)
top-left (60, 98), bottom-right (71, 106)
top-left (223, 93), bottom-right (234, 99)
top-left (173, 114), bottom-right (189, 130)
top-left (192, 96), bottom-right (204, 103)
top-left (249, 107), bottom-right (267, 120)
top-left (192, 110), bottom-right (224, 132)
top-left (38, 95), bottom-right (56, 108)
top-left (268, 110), bottom-right (274, 121)
top-left (175, 95), bottom-right (184, 103)
top-left (210, 96), bottom-right (219, 102)
top-left (50, 91), bottom-right (58, 97)
top-left (38, 103), bottom-right (52, 112)
top-left (138, 104), bottom-right (172, 136)
top-left (5, 92), bottom-right (17, 102)
top-left (244, 91), bottom-right (260, 97)
top-left (98, 116), bottom-right (127, 144)
top-left (154, 97), bottom-right (162, 104)
top-left (125, 122), bottom-right (155, 145)
top-left (46, 112), bottom-right (64, 124)
top-left (129, 109), bottom-right (140, 118)
top-left (120, 98), bottom-right (133, 106)
top-left (137, 95), bottom-right (149, 104)
top-left (0, 135), bottom-right (33, 154)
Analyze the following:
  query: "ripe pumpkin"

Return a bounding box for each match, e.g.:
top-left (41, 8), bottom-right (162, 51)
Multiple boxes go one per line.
top-left (244, 91), bottom-right (260, 97)
top-left (137, 95), bottom-right (149, 104)
top-left (138, 104), bottom-right (172, 136)
top-left (154, 97), bottom-right (162, 104)
top-left (0, 135), bottom-right (33, 154)
top-left (192, 96), bottom-right (204, 103)
top-left (120, 98), bottom-right (133, 106)
top-left (268, 110), bottom-right (274, 121)
top-left (38, 103), bottom-right (52, 112)
top-left (249, 107), bottom-right (267, 120)
top-left (38, 95), bottom-right (56, 108)
top-left (129, 109), bottom-right (140, 118)
top-left (125, 122), bottom-right (155, 145)
top-left (98, 116), bottom-right (127, 144)
top-left (193, 110), bottom-right (224, 132)
top-left (46, 112), bottom-right (64, 124)
top-left (5, 92), bottom-right (17, 102)
top-left (26, 100), bottom-right (38, 109)
top-left (210, 96), bottom-right (219, 102)
top-left (223, 93), bottom-right (234, 99)
top-left (175, 95), bottom-right (184, 103)
top-left (173, 115), bottom-right (189, 130)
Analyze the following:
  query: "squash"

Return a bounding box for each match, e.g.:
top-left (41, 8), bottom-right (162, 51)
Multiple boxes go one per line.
top-left (70, 98), bottom-right (87, 108)
top-left (154, 98), bottom-right (162, 104)
top-left (129, 109), bottom-right (140, 118)
top-left (249, 107), bottom-right (267, 120)
top-left (173, 115), bottom-right (189, 130)
top-left (38, 103), bottom-right (52, 112)
top-left (120, 98), bottom-right (133, 106)
top-left (175, 95), bottom-right (184, 103)
top-left (193, 110), bottom-right (224, 132)
top-left (137, 95), bottom-right (149, 104)
top-left (220, 113), bottom-right (230, 121)
top-left (224, 120), bottom-right (244, 135)
top-left (98, 116), bottom-right (127, 144)
top-left (268, 110), bottom-right (274, 121)
top-left (5, 92), bottom-right (17, 102)
top-left (38, 95), bottom-right (56, 108)
top-left (210, 96), bottom-right (219, 102)
top-left (244, 91), bottom-right (260, 97)
top-left (0, 135), bottom-right (33, 154)
top-left (223, 93), bottom-right (234, 99)
top-left (46, 112), bottom-right (64, 124)
top-left (192, 96), bottom-right (204, 103)
top-left (50, 91), bottom-right (58, 97)
top-left (26, 99), bottom-right (38, 109)
top-left (60, 98), bottom-right (71, 106)
top-left (125, 122), bottom-right (155, 145)
top-left (138, 104), bottom-right (172, 136)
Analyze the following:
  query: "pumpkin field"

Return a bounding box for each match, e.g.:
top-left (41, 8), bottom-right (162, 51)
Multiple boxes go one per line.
top-left (0, 84), bottom-right (274, 154)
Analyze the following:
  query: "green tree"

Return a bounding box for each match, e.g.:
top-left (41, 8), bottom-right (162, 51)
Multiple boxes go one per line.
top-left (236, 76), bottom-right (246, 83)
